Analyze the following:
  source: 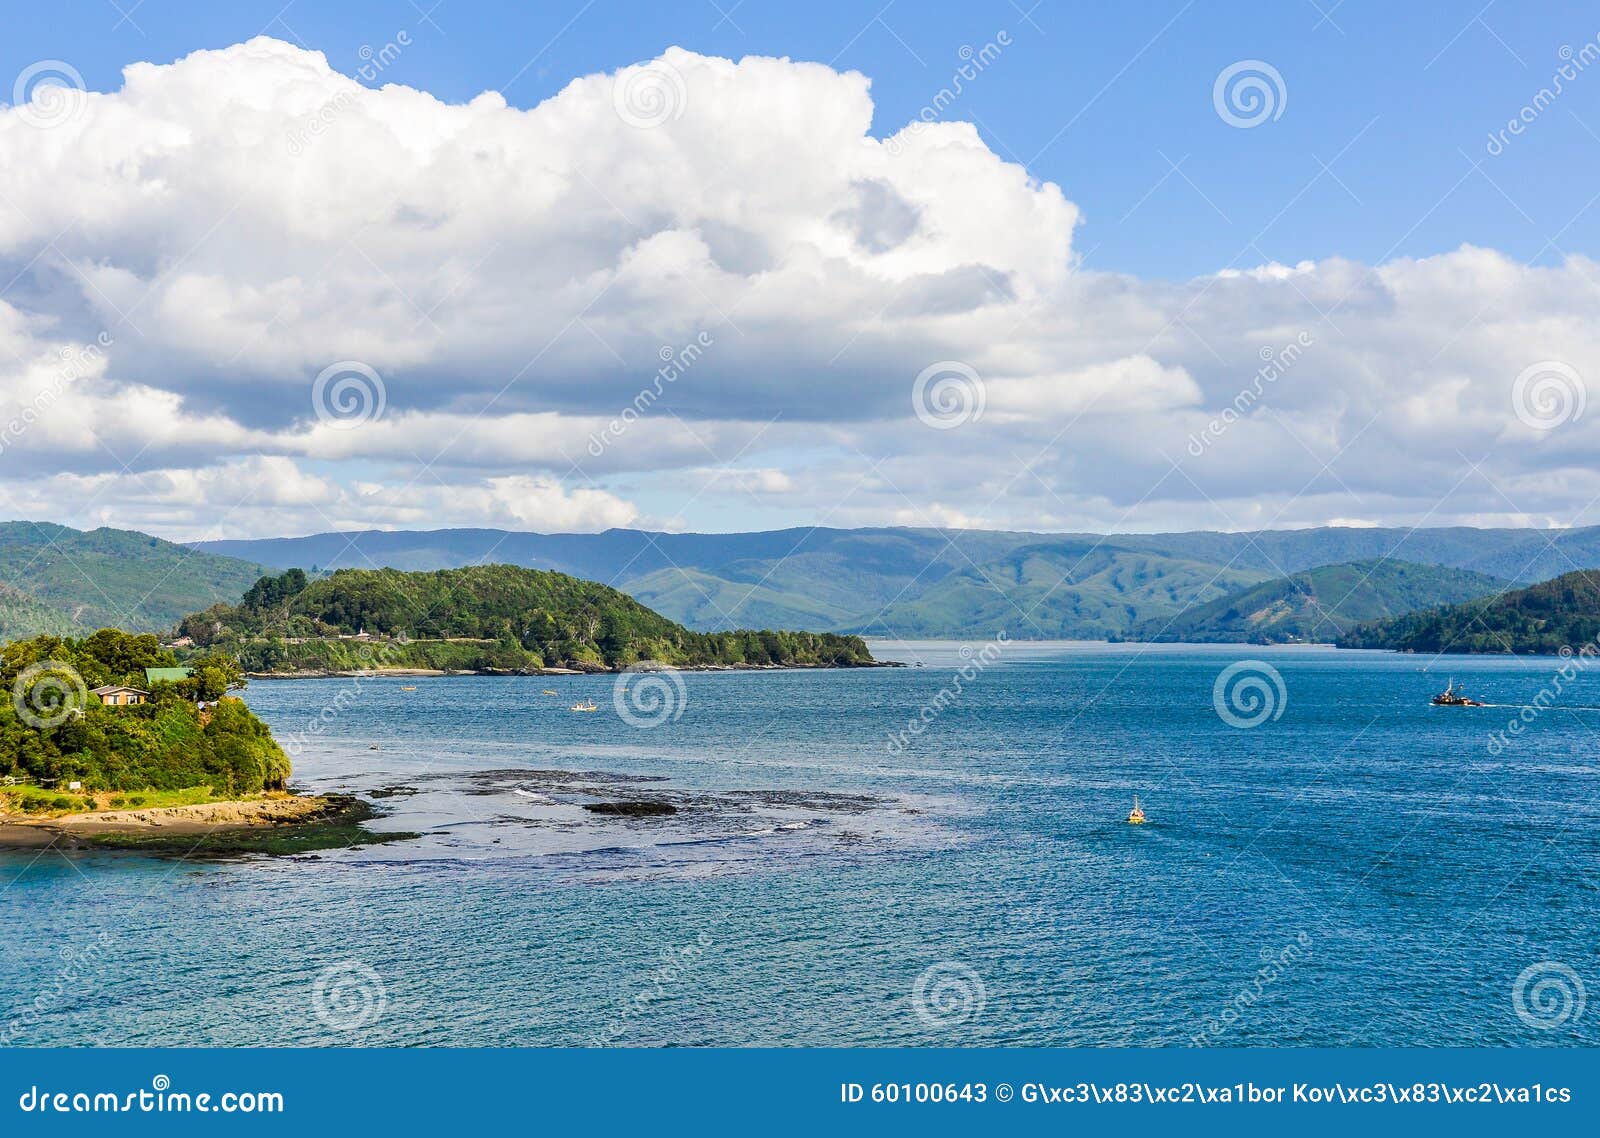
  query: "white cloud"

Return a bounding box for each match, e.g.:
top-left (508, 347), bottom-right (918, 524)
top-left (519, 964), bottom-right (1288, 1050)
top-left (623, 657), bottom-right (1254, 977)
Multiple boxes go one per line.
top-left (0, 458), bottom-right (639, 538)
top-left (1, 39), bottom-right (1597, 539)
top-left (987, 356), bottom-right (1201, 419)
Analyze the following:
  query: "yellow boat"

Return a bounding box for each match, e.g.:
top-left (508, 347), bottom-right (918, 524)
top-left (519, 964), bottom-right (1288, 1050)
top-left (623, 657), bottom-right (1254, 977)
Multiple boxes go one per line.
top-left (1127, 795), bottom-right (1146, 825)
top-left (570, 701), bottom-right (599, 713)
top-left (400, 685), bottom-right (417, 691)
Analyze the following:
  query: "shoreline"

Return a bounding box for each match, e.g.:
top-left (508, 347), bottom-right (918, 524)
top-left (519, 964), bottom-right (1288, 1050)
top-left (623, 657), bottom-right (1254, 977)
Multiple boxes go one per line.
top-left (0, 794), bottom-right (397, 856)
top-left (245, 660), bottom-right (903, 679)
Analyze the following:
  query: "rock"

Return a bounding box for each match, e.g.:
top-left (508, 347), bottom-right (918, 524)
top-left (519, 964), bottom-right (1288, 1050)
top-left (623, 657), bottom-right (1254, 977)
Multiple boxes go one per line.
top-left (583, 801), bottom-right (677, 817)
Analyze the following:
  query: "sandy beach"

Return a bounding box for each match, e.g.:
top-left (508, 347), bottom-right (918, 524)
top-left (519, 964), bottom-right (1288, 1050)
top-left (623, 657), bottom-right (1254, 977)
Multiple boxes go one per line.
top-left (0, 795), bottom-right (342, 850)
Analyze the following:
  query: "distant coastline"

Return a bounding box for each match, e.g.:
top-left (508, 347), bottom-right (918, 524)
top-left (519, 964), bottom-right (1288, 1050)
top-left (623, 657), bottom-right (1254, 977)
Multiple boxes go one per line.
top-left (244, 659), bottom-right (902, 680)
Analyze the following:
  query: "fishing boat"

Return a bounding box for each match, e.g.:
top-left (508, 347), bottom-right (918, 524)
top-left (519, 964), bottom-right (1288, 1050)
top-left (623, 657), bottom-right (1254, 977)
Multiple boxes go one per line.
top-left (1430, 679), bottom-right (1483, 707)
top-left (1127, 795), bottom-right (1146, 825)
top-left (569, 700), bottom-right (599, 713)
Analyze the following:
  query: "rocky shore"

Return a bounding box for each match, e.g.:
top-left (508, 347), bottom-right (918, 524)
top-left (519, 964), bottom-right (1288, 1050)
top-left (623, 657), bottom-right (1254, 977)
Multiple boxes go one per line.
top-left (0, 794), bottom-right (400, 856)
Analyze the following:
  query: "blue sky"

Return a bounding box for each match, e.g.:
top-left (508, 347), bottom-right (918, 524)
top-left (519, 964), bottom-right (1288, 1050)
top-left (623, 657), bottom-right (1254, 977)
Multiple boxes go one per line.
top-left (2, 2), bottom-right (1598, 539)
top-left (12, 0), bottom-right (1600, 279)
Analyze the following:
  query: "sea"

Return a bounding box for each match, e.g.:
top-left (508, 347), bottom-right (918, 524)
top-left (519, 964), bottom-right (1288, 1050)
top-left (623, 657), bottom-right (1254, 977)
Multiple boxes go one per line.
top-left (3, 642), bottom-right (1596, 1047)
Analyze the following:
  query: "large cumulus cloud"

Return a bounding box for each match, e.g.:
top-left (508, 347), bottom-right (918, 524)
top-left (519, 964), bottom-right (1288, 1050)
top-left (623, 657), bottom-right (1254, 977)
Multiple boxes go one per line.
top-left (0, 38), bottom-right (1595, 538)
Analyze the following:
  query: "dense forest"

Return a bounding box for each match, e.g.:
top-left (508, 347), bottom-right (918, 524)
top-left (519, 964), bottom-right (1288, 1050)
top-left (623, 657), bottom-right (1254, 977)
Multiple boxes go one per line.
top-left (0, 629), bottom-right (288, 797)
top-left (0, 580), bottom-right (79, 641)
top-left (1337, 569), bottom-right (1600, 654)
top-left (178, 565), bottom-right (878, 672)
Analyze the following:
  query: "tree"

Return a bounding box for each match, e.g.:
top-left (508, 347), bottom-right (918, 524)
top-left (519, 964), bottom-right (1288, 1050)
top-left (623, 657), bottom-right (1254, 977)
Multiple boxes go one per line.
top-left (185, 654), bottom-right (245, 701)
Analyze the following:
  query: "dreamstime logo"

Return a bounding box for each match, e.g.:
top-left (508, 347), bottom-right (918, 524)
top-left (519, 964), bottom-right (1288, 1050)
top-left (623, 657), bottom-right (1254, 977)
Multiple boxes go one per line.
top-left (612, 662), bottom-right (687, 728)
top-left (912, 361), bottom-right (986, 430)
top-left (1212, 660), bottom-right (1286, 728)
top-left (1487, 638), bottom-right (1600, 755)
top-left (1186, 332), bottom-right (1314, 456)
top-left (1511, 360), bottom-right (1585, 430)
top-left (311, 361), bottom-right (387, 430)
top-left (285, 29), bottom-right (412, 157)
top-left (591, 933), bottom-right (713, 1045)
top-left (586, 332), bottom-right (713, 458)
top-left (0, 932), bottom-right (114, 1046)
top-left (911, 961), bottom-right (986, 1030)
top-left (280, 642), bottom-right (408, 756)
top-left (1485, 36), bottom-right (1600, 156)
top-left (312, 961), bottom-right (388, 1031)
top-left (12, 61), bottom-right (88, 130)
top-left (886, 632), bottom-right (1007, 754)
top-left (612, 60), bottom-right (687, 128)
top-left (0, 331), bottom-right (114, 461)
top-left (11, 661), bottom-right (88, 729)
top-left (1191, 932), bottom-right (1312, 1046)
top-left (1212, 60), bottom-right (1286, 128)
top-left (886, 32), bottom-right (1012, 155)
top-left (1512, 961), bottom-right (1586, 1031)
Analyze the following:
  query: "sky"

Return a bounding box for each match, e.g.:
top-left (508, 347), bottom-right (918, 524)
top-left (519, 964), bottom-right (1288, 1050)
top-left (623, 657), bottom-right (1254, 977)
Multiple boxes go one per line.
top-left (1, 0), bottom-right (1598, 540)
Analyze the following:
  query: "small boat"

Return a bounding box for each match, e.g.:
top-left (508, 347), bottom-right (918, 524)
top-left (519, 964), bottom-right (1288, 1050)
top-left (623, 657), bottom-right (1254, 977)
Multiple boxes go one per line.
top-left (1430, 679), bottom-right (1483, 707)
top-left (400, 685), bottom-right (417, 691)
top-left (1127, 795), bottom-right (1146, 825)
top-left (569, 701), bottom-right (599, 713)
top-left (542, 689), bottom-right (558, 696)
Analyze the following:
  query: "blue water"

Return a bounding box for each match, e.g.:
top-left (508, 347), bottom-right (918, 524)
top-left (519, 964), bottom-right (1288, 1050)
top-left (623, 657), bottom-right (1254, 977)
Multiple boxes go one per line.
top-left (3, 642), bottom-right (1597, 1047)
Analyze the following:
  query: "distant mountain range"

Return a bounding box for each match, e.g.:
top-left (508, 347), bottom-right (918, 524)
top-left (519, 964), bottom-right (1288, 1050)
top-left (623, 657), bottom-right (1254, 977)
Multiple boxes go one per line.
top-left (194, 523), bottom-right (1600, 638)
top-left (856, 542), bottom-right (1266, 639)
top-left (2, 519), bottom-right (1592, 644)
top-left (0, 522), bottom-right (267, 638)
top-left (1136, 560), bottom-right (1509, 644)
top-left (1337, 569), bottom-right (1600, 654)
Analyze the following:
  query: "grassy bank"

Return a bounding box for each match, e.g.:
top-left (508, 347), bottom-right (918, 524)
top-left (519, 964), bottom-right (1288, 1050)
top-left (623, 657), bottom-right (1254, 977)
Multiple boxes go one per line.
top-left (0, 784), bottom-right (236, 818)
top-left (0, 791), bottom-right (418, 858)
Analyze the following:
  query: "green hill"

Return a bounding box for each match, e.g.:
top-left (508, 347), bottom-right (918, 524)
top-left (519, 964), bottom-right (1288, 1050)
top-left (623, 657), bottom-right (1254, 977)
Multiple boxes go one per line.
top-left (0, 629), bottom-right (286, 795)
top-left (0, 522), bottom-right (268, 633)
top-left (619, 565), bottom-right (852, 631)
top-left (851, 543), bottom-right (1270, 639)
top-left (615, 529), bottom-right (1037, 631)
top-left (1137, 560), bottom-right (1509, 644)
top-left (179, 565), bottom-right (876, 672)
top-left (1337, 569), bottom-right (1600, 654)
top-left (0, 581), bottom-right (81, 641)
